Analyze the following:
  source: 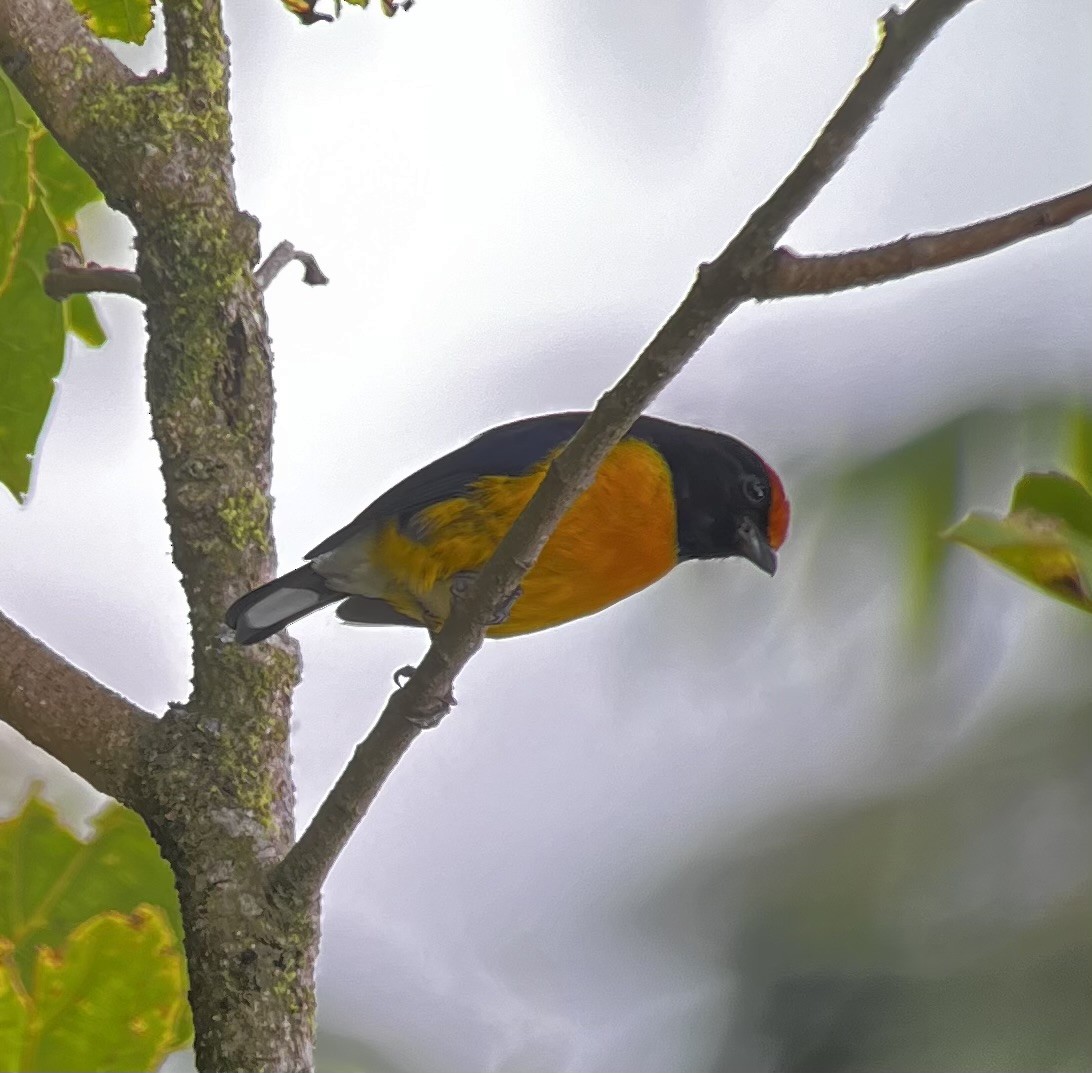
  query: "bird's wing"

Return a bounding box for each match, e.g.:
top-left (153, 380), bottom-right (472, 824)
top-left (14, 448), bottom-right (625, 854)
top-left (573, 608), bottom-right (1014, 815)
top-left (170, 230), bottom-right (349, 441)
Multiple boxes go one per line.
top-left (335, 596), bottom-right (425, 627)
top-left (306, 413), bottom-right (590, 558)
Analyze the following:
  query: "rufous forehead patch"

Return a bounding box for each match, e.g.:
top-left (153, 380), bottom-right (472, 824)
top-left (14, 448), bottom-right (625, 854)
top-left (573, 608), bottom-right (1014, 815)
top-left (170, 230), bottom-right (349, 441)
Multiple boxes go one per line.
top-left (765, 465), bottom-right (790, 550)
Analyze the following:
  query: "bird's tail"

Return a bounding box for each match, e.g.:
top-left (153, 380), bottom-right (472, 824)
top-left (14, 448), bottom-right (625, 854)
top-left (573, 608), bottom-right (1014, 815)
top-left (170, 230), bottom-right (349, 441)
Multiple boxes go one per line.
top-left (224, 565), bottom-right (340, 645)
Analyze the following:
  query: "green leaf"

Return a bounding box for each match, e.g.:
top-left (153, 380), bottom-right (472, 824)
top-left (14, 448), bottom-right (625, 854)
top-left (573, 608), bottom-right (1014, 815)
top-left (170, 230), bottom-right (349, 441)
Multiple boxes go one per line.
top-left (0, 196), bottom-right (66, 500)
top-left (2, 906), bottom-right (185, 1072)
top-left (943, 499), bottom-right (1092, 613)
top-left (64, 293), bottom-right (108, 347)
top-left (0, 953), bottom-right (29, 1072)
top-left (32, 133), bottom-right (102, 224)
top-left (0, 793), bottom-right (193, 1055)
top-left (0, 73), bottom-right (105, 502)
top-left (836, 404), bottom-right (1090, 633)
top-left (1010, 471), bottom-right (1092, 539)
top-left (1067, 406), bottom-right (1092, 490)
top-left (69, 0), bottom-right (155, 44)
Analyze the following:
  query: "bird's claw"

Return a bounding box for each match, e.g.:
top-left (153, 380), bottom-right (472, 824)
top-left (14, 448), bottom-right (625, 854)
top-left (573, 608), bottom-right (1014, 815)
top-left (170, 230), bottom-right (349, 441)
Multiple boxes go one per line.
top-left (392, 664), bottom-right (457, 729)
top-left (449, 572), bottom-right (523, 626)
top-left (402, 699), bottom-right (453, 730)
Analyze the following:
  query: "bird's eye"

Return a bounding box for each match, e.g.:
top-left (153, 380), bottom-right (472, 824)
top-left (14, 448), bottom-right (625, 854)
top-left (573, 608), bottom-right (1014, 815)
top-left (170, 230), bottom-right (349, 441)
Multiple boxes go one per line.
top-left (741, 474), bottom-right (766, 504)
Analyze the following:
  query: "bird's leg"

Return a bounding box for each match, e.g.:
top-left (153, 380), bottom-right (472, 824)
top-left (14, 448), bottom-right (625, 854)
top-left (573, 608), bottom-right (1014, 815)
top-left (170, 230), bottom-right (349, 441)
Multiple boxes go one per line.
top-left (392, 664), bottom-right (457, 727)
top-left (389, 574), bottom-right (519, 729)
top-left (449, 571), bottom-right (522, 625)
top-left (392, 615), bottom-right (457, 728)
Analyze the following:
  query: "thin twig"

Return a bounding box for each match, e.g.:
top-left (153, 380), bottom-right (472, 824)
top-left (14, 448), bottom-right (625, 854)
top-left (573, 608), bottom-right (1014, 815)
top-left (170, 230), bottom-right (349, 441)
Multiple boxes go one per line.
top-left (755, 182), bottom-right (1092, 297)
top-left (43, 243), bottom-right (144, 301)
top-left (270, 0), bottom-right (979, 903)
top-left (44, 266), bottom-right (144, 300)
top-left (255, 240), bottom-right (330, 291)
top-left (0, 611), bottom-right (155, 805)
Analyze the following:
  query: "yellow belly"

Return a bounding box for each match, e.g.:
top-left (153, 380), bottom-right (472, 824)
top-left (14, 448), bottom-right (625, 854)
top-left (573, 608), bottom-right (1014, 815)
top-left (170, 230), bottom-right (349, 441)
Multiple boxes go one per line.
top-left (370, 438), bottom-right (679, 636)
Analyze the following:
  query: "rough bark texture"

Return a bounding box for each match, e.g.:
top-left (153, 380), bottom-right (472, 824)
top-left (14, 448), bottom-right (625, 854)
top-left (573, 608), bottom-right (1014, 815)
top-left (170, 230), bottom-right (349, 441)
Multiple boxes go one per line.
top-left (128, 3), bottom-right (318, 1069)
top-left (1, 0), bottom-right (318, 1068)
top-left (0, 612), bottom-right (154, 806)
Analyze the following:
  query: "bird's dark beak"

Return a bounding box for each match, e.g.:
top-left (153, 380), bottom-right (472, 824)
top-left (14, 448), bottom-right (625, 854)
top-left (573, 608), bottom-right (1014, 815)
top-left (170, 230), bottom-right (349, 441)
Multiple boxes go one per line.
top-left (737, 518), bottom-right (778, 576)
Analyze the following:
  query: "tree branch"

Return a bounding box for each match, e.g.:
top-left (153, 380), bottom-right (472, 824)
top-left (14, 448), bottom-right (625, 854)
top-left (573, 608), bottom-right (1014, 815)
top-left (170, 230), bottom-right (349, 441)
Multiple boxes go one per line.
top-left (255, 240), bottom-right (330, 291)
top-left (271, 0), bottom-right (978, 902)
top-left (162, 0), bottom-right (229, 104)
top-left (44, 265), bottom-right (145, 300)
top-left (0, 611), bottom-right (155, 805)
top-left (0, 0), bottom-right (140, 191)
top-left (44, 243), bottom-right (145, 301)
top-left (755, 182), bottom-right (1092, 297)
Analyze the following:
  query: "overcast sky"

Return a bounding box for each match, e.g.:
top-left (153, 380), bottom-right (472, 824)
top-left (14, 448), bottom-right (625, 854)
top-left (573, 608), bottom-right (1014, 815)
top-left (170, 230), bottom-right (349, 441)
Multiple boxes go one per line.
top-left (2, 0), bottom-right (1091, 1069)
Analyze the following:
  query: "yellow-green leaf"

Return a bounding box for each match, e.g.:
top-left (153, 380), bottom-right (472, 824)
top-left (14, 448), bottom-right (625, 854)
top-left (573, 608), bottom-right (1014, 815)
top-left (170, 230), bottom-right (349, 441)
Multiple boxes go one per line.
top-left (69, 0), bottom-right (155, 44)
top-left (0, 949), bottom-right (29, 1073)
top-left (64, 293), bottom-right (107, 348)
top-left (0, 73), bottom-right (105, 502)
top-left (943, 492), bottom-right (1092, 613)
top-left (0, 793), bottom-right (193, 1057)
top-left (1067, 406), bottom-right (1092, 490)
top-left (1010, 471), bottom-right (1092, 539)
top-left (5, 906), bottom-right (185, 1072)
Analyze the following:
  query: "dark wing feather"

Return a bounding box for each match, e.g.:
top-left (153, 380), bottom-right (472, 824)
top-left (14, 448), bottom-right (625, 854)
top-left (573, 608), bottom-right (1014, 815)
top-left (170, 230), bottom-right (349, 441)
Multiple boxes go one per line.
top-left (335, 596), bottom-right (425, 628)
top-left (304, 410), bottom-right (746, 560)
top-left (306, 413), bottom-right (590, 558)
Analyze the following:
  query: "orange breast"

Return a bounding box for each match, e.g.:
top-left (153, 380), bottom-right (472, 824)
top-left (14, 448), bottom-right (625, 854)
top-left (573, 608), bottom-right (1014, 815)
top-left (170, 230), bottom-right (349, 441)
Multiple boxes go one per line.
top-left (371, 438), bottom-right (679, 637)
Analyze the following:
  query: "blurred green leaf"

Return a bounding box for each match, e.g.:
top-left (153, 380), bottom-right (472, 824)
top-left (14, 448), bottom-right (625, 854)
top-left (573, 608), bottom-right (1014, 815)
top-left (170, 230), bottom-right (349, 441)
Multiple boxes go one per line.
top-left (0, 74), bottom-right (105, 502)
top-left (839, 417), bottom-right (963, 634)
top-left (943, 480), bottom-right (1092, 612)
top-left (1011, 471), bottom-right (1092, 539)
top-left (837, 403), bottom-right (1091, 631)
top-left (0, 792), bottom-right (193, 1055)
top-left (1067, 407), bottom-right (1092, 490)
top-left (0, 905), bottom-right (184, 1072)
top-left (69, 0), bottom-right (155, 43)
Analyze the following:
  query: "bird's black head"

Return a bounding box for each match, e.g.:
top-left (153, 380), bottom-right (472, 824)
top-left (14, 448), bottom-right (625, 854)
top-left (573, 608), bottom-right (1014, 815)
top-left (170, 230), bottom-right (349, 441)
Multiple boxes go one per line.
top-left (632, 417), bottom-right (790, 575)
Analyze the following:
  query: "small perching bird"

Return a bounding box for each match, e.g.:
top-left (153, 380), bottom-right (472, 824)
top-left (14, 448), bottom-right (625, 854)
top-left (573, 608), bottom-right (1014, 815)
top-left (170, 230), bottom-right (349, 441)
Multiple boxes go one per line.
top-left (224, 412), bottom-right (789, 644)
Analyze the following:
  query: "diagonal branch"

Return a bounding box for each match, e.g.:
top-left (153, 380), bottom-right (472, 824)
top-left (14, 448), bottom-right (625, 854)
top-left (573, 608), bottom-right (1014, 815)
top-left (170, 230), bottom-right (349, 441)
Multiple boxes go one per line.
top-left (271, 0), bottom-right (978, 902)
top-left (0, 0), bottom-right (140, 191)
top-left (0, 611), bottom-right (155, 805)
top-left (755, 182), bottom-right (1092, 297)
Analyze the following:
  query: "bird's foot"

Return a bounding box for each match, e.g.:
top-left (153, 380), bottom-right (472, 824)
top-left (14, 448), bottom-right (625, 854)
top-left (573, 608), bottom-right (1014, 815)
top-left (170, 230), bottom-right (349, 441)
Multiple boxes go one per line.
top-left (392, 664), bottom-right (457, 729)
top-left (449, 572), bottom-right (523, 626)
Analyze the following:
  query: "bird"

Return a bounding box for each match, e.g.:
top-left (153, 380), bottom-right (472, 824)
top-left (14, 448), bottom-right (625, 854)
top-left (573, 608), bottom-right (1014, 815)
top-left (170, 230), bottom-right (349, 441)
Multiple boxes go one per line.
top-left (224, 412), bottom-right (789, 645)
